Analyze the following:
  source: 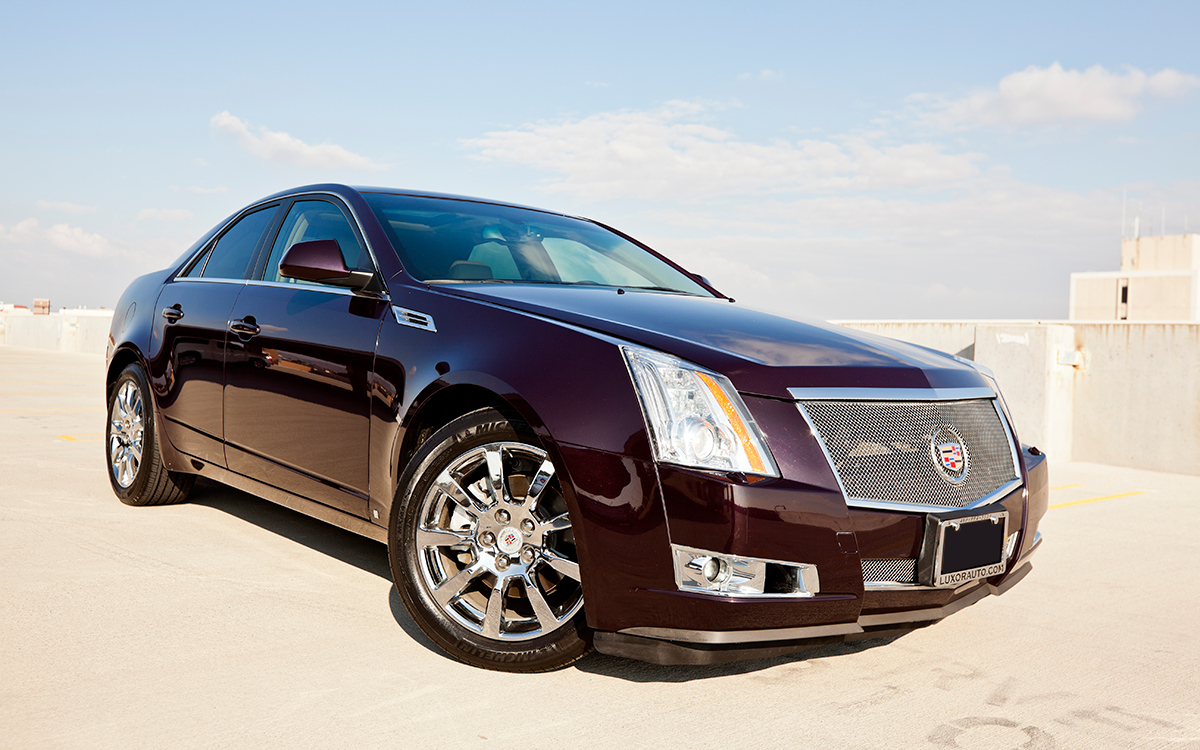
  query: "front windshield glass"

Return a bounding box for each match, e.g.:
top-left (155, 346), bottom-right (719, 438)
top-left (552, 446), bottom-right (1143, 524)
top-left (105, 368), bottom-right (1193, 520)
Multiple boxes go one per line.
top-left (362, 193), bottom-right (712, 296)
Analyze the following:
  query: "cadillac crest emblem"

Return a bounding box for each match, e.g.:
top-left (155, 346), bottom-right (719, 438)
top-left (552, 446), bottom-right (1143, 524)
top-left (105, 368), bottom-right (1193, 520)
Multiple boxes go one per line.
top-left (930, 427), bottom-right (969, 484)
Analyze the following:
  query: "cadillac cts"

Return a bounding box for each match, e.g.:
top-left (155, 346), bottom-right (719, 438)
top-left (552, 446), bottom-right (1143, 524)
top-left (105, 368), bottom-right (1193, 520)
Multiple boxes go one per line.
top-left (105, 183), bottom-right (1048, 671)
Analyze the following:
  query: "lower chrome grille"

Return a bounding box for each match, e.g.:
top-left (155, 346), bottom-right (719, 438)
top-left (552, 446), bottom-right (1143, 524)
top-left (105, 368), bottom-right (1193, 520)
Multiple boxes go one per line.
top-left (862, 558), bottom-right (917, 584)
top-left (796, 397), bottom-right (1019, 510)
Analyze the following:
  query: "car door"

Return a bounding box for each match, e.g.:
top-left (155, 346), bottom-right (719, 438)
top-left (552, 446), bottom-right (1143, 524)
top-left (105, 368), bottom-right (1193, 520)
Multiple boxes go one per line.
top-left (149, 203), bottom-right (280, 466)
top-left (222, 197), bottom-right (388, 517)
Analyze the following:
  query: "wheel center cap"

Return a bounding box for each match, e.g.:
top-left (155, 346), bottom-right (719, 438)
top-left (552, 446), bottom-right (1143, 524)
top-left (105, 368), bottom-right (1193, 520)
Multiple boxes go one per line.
top-left (496, 526), bottom-right (523, 555)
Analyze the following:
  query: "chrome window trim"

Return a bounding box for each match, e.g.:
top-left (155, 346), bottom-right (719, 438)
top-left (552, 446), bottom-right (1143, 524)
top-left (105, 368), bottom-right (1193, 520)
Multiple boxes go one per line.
top-left (167, 277), bottom-right (248, 286)
top-left (242, 279), bottom-right (374, 299)
top-left (171, 190), bottom-right (389, 290)
top-left (787, 386), bottom-right (997, 402)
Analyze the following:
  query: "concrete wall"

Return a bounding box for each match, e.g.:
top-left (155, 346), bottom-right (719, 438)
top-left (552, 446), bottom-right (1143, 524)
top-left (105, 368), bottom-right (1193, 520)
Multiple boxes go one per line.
top-left (1070, 323), bottom-right (1200, 475)
top-left (0, 310), bottom-right (114, 355)
top-left (1121, 234), bottom-right (1200, 271)
top-left (1069, 270), bottom-right (1198, 321)
top-left (837, 320), bottom-right (1200, 476)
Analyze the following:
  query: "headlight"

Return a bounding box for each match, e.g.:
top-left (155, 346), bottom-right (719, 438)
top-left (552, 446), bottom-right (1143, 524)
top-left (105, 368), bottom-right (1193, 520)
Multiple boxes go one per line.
top-left (622, 346), bottom-right (779, 477)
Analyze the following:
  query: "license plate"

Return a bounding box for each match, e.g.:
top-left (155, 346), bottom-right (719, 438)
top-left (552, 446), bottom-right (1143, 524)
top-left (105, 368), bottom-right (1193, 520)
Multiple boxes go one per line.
top-left (933, 511), bottom-right (1008, 588)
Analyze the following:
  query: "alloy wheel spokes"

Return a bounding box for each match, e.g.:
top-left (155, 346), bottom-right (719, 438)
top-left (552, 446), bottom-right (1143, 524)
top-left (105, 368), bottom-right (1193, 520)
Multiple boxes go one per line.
top-left (433, 562), bottom-right (487, 608)
top-left (542, 549), bottom-right (581, 581)
top-left (523, 574), bottom-right (560, 632)
top-left (109, 381), bottom-right (145, 489)
top-left (524, 459), bottom-right (555, 511)
top-left (480, 577), bottom-right (509, 638)
top-left (416, 441), bottom-right (583, 641)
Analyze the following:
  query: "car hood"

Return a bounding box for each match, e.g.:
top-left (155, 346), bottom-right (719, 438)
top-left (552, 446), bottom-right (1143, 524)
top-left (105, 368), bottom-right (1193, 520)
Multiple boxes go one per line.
top-left (439, 284), bottom-right (987, 400)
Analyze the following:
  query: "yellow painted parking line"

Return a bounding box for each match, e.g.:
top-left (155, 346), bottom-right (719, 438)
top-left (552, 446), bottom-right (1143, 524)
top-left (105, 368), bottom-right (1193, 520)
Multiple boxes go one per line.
top-left (1049, 491), bottom-right (1146, 510)
top-left (57, 434), bottom-right (105, 441)
top-left (1050, 483), bottom-right (1084, 491)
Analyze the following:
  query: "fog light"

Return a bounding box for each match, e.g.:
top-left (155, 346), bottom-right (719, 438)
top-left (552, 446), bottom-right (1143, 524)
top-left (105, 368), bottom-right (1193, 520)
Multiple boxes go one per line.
top-left (672, 544), bottom-right (819, 598)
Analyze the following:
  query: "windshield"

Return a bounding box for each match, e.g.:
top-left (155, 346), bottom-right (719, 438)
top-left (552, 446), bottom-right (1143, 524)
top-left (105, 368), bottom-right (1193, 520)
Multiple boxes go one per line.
top-left (362, 193), bottom-right (712, 296)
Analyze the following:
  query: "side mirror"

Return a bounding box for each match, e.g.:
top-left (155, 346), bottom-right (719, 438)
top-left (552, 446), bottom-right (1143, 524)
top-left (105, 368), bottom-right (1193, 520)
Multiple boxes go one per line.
top-left (279, 239), bottom-right (378, 291)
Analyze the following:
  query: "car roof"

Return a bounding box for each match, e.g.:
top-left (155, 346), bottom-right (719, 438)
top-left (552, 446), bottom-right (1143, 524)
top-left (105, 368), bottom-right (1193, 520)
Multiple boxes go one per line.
top-left (257, 183), bottom-right (580, 220)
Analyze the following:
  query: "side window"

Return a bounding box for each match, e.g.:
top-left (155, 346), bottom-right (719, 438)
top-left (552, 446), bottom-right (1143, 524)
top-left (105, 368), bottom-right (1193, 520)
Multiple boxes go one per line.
top-left (262, 200), bottom-right (370, 285)
top-left (201, 207), bottom-right (276, 280)
top-left (179, 247), bottom-right (211, 277)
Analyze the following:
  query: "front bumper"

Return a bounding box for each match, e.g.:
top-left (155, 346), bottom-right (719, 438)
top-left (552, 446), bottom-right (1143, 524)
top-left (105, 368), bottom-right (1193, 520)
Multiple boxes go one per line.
top-left (563, 391), bottom-right (1048, 665)
top-left (594, 548), bottom-right (1039, 665)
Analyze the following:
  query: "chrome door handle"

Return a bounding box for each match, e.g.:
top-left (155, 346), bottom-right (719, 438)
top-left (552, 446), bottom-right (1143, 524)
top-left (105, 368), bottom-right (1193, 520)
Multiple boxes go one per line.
top-left (229, 318), bottom-right (260, 337)
top-left (161, 306), bottom-right (184, 322)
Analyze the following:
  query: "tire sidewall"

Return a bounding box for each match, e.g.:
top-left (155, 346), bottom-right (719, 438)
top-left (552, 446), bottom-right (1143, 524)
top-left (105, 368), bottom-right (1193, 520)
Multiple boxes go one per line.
top-left (106, 363), bottom-right (157, 505)
top-left (388, 408), bottom-right (589, 672)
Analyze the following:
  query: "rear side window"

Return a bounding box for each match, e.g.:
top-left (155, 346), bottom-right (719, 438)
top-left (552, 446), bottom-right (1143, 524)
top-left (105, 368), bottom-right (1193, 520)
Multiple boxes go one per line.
top-left (262, 200), bottom-right (371, 286)
top-left (201, 206), bottom-right (276, 280)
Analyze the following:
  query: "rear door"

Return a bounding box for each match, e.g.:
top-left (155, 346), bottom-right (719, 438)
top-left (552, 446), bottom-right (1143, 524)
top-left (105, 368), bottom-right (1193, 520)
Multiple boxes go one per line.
top-left (149, 203), bottom-right (280, 466)
top-left (223, 197), bottom-right (387, 516)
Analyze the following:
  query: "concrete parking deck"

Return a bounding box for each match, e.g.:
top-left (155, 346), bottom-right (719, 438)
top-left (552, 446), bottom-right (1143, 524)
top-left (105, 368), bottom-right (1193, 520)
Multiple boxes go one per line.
top-left (2, 345), bottom-right (1198, 749)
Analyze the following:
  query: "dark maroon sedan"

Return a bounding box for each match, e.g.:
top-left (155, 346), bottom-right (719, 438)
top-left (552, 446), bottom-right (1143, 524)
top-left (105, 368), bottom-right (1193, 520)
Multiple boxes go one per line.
top-left (105, 184), bottom-right (1047, 671)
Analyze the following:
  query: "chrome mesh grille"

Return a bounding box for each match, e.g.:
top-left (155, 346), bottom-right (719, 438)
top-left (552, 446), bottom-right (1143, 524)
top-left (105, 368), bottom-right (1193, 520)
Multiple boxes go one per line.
top-left (862, 558), bottom-right (917, 584)
top-left (799, 399), bottom-right (1018, 509)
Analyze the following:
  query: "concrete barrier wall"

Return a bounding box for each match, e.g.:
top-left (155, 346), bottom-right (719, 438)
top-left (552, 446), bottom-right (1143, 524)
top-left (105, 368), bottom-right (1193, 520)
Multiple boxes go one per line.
top-left (0, 311), bottom-right (114, 355)
top-left (838, 320), bottom-right (1200, 476)
top-left (1069, 323), bottom-right (1200, 474)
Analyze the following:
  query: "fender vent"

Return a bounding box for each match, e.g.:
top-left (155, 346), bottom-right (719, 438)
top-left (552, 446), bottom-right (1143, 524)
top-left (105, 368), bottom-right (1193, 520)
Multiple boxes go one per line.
top-left (392, 306), bottom-right (436, 332)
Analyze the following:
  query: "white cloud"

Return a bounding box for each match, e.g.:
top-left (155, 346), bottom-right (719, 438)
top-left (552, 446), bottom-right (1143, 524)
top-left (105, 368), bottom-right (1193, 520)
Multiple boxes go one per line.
top-left (912, 63), bottom-right (1200, 129)
top-left (740, 69), bottom-right (782, 81)
top-left (138, 208), bottom-right (194, 221)
top-left (169, 185), bottom-right (228, 194)
top-left (635, 178), bottom-right (1126, 320)
top-left (36, 200), bottom-right (97, 214)
top-left (0, 218), bottom-right (119, 258)
top-left (463, 101), bottom-right (983, 200)
top-left (211, 111), bottom-right (386, 171)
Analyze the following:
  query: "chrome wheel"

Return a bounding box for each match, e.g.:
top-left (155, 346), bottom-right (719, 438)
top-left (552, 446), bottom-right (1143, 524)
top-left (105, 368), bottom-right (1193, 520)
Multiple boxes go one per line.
top-left (108, 380), bottom-right (144, 489)
top-left (414, 441), bottom-right (583, 642)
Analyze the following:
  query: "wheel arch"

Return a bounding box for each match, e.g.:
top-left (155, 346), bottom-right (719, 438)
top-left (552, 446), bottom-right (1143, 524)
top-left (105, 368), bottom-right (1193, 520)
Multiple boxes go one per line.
top-left (106, 344), bottom-right (143, 401)
top-left (394, 374), bottom-right (563, 489)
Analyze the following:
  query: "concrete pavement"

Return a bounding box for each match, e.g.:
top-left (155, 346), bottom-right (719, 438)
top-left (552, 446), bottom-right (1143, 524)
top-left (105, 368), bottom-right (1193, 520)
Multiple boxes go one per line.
top-left (2, 345), bottom-right (1198, 749)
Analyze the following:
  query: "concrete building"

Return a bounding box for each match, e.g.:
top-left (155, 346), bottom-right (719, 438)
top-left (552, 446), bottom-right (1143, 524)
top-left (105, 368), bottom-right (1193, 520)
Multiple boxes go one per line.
top-left (1070, 234), bottom-right (1200, 321)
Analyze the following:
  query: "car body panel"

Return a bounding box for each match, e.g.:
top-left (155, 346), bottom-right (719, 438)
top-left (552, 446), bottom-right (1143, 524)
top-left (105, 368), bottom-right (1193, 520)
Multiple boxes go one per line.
top-left (434, 283), bottom-right (988, 398)
top-left (148, 279), bottom-right (244, 466)
top-left (224, 283), bottom-right (387, 516)
top-left (104, 183), bottom-right (1048, 665)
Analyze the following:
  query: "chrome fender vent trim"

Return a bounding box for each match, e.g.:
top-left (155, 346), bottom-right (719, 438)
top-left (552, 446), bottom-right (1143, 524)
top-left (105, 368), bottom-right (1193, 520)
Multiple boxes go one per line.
top-left (392, 306), bottom-right (436, 332)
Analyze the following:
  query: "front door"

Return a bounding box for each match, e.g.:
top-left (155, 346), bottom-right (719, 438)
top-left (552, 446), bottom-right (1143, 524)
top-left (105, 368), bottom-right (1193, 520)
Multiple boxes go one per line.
top-left (222, 198), bottom-right (387, 517)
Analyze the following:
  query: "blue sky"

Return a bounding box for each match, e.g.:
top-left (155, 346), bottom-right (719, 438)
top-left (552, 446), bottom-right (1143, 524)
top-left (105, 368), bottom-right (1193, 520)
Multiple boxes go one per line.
top-left (3, 1), bottom-right (1199, 319)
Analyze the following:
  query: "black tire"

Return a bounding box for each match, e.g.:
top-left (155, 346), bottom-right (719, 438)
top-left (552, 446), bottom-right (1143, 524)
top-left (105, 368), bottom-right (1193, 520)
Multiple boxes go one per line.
top-left (390, 408), bottom-right (591, 672)
top-left (105, 363), bottom-right (194, 506)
